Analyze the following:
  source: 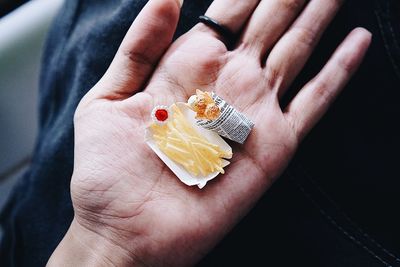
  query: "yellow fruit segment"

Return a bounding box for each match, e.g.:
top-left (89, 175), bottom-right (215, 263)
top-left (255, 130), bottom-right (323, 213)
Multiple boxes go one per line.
top-left (151, 104), bottom-right (231, 176)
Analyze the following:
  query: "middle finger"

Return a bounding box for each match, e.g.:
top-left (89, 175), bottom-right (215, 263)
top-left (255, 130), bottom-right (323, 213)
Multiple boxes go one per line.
top-left (239, 0), bottom-right (307, 59)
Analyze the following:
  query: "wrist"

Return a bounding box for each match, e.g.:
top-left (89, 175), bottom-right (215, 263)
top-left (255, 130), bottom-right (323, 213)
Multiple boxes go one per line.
top-left (47, 218), bottom-right (142, 267)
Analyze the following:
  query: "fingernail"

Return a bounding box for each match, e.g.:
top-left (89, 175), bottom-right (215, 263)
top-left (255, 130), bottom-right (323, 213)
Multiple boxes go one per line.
top-left (178, 0), bottom-right (184, 7)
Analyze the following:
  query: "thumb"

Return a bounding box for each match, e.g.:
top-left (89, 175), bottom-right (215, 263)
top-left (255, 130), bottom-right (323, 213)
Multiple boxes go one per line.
top-left (92, 0), bottom-right (184, 99)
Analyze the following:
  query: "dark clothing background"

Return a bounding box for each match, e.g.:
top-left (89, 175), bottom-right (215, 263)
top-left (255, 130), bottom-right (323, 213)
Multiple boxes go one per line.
top-left (1, 0), bottom-right (400, 266)
top-left (0, 0), bottom-right (30, 17)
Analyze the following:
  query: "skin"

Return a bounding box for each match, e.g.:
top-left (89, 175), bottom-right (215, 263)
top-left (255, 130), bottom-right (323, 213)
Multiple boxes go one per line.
top-left (47, 0), bottom-right (372, 266)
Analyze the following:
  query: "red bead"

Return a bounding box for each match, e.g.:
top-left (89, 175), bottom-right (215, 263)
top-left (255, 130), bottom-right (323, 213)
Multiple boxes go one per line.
top-left (155, 109), bottom-right (168, 122)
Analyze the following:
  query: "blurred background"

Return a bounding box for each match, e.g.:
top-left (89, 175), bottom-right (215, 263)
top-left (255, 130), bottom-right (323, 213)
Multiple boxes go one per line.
top-left (0, 0), bottom-right (64, 217)
top-left (0, 0), bottom-right (28, 17)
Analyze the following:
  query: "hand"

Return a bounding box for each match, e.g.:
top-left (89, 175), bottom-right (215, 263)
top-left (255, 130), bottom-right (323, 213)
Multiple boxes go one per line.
top-left (48, 0), bottom-right (371, 266)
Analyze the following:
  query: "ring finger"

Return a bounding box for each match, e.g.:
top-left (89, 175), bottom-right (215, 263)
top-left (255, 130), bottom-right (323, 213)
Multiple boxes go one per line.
top-left (265, 0), bottom-right (344, 97)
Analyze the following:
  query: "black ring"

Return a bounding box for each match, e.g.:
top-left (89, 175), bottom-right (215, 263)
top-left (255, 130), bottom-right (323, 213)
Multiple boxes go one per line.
top-left (198, 15), bottom-right (235, 47)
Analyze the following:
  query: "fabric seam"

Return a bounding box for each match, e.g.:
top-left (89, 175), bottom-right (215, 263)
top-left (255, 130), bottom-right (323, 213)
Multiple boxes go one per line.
top-left (288, 163), bottom-right (400, 266)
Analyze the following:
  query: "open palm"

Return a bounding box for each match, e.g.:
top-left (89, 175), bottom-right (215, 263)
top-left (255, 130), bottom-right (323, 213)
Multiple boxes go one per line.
top-left (65, 0), bottom-right (371, 266)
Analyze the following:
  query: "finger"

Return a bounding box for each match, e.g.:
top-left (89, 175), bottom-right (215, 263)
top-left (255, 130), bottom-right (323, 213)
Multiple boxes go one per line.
top-left (92, 0), bottom-right (183, 99)
top-left (285, 28), bottom-right (372, 141)
top-left (239, 0), bottom-right (306, 59)
top-left (194, 0), bottom-right (260, 45)
top-left (265, 0), bottom-right (344, 97)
